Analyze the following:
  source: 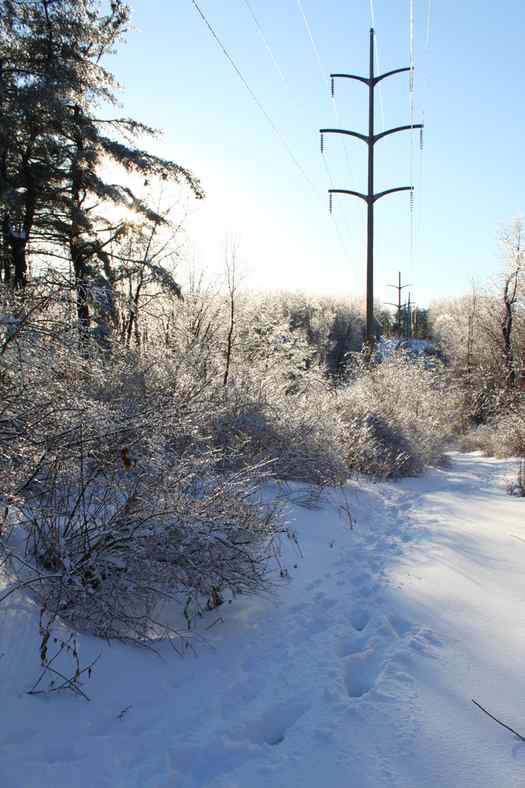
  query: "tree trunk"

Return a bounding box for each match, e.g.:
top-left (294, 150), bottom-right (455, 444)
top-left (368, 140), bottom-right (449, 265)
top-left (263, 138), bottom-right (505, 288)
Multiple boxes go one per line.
top-left (8, 228), bottom-right (28, 289)
top-left (502, 274), bottom-right (517, 388)
top-left (1, 214), bottom-right (12, 284)
top-left (69, 105), bottom-right (91, 343)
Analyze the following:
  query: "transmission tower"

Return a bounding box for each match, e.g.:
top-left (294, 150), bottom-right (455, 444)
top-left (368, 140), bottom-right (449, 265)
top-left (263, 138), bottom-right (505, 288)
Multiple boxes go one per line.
top-left (320, 28), bottom-right (423, 354)
top-left (385, 271), bottom-right (412, 337)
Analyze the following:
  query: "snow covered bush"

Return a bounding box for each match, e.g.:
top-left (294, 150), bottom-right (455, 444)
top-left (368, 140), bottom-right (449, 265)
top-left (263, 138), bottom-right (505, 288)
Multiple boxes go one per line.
top-left (159, 287), bottom-right (350, 486)
top-left (489, 409), bottom-right (525, 457)
top-left (0, 288), bottom-right (286, 643)
top-left (461, 394), bottom-right (525, 458)
top-left (340, 354), bottom-right (459, 477)
top-left (342, 410), bottom-right (419, 478)
top-left (5, 449), bottom-right (283, 642)
top-left (506, 459), bottom-right (525, 496)
top-left (1, 273), bottom-right (466, 657)
top-left (208, 375), bottom-right (349, 486)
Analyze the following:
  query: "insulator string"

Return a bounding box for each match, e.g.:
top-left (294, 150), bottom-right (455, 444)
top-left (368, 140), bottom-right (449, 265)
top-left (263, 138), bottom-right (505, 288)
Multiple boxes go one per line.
top-left (320, 133), bottom-right (351, 262)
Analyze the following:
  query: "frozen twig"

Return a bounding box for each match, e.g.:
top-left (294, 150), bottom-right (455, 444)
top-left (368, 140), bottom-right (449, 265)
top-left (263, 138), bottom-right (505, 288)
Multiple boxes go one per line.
top-left (472, 699), bottom-right (525, 742)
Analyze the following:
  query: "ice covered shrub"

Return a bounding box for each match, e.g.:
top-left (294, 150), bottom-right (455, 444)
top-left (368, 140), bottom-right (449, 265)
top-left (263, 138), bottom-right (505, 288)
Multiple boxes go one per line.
top-left (458, 425), bottom-right (499, 455)
top-left (0, 288), bottom-right (286, 643)
top-left (489, 393), bottom-right (525, 457)
top-left (342, 410), bottom-right (420, 478)
top-left (341, 353), bottom-right (459, 477)
top-left (9, 446), bottom-right (283, 642)
top-left (208, 375), bottom-right (349, 486)
top-left (159, 289), bottom-right (349, 486)
top-left (459, 389), bottom-right (525, 458)
top-left (506, 459), bottom-right (525, 496)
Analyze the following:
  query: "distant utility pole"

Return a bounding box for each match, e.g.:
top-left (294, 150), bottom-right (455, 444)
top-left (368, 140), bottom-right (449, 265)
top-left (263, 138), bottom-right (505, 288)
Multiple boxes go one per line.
top-left (385, 271), bottom-right (412, 337)
top-left (406, 292), bottom-right (412, 338)
top-left (410, 296), bottom-right (418, 337)
top-left (320, 28), bottom-right (423, 355)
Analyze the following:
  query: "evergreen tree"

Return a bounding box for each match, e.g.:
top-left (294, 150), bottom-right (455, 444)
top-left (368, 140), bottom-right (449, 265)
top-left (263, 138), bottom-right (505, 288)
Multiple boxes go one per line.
top-left (0, 0), bottom-right (203, 338)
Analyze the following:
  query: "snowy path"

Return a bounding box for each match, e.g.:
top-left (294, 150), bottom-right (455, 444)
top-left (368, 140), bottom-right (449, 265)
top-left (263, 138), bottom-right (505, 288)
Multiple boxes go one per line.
top-left (2, 452), bottom-right (525, 788)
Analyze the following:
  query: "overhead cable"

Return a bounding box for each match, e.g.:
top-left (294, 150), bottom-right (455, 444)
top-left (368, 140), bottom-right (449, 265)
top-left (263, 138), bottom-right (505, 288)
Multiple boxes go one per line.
top-left (295, 0), bottom-right (353, 179)
top-left (241, 0), bottom-right (287, 84)
top-left (191, 0), bottom-right (315, 191)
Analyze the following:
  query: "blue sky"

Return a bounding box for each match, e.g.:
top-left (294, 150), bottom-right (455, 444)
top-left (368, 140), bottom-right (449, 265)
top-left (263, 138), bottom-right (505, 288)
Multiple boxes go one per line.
top-left (107, 1), bottom-right (525, 307)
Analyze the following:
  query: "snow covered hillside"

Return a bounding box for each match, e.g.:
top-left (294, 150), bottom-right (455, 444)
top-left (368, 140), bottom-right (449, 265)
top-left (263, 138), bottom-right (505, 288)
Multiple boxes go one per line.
top-left (2, 452), bottom-right (525, 788)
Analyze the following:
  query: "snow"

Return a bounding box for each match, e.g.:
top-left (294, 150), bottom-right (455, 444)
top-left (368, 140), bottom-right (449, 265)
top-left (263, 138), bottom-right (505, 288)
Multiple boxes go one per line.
top-left (376, 337), bottom-right (438, 361)
top-left (2, 452), bottom-right (525, 787)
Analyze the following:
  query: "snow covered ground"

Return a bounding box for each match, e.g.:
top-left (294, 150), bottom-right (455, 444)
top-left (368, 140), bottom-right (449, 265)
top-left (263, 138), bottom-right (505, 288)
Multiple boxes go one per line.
top-left (2, 452), bottom-right (525, 788)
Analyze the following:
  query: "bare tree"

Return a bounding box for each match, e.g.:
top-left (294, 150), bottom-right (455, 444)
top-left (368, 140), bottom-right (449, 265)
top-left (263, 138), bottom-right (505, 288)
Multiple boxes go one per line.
top-left (223, 240), bottom-right (239, 388)
top-left (499, 218), bottom-right (523, 388)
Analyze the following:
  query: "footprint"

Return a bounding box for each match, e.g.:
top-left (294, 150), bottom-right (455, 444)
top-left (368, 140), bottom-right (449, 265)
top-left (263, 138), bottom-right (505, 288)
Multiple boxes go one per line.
top-left (421, 629), bottom-right (442, 647)
top-left (409, 628), bottom-right (442, 655)
top-left (246, 698), bottom-right (311, 746)
top-left (293, 616), bottom-right (329, 644)
top-left (289, 602), bottom-right (308, 615)
top-left (350, 609), bottom-right (370, 632)
top-left (87, 717), bottom-right (114, 737)
top-left (28, 745), bottom-right (85, 764)
top-left (313, 592), bottom-right (337, 611)
top-left (338, 629), bottom-right (368, 657)
top-left (306, 578), bottom-right (323, 592)
top-left (166, 739), bottom-right (253, 786)
top-left (221, 678), bottom-right (265, 719)
top-left (0, 727), bottom-right (38, 747)
top-left (345, 648), bottom-right (384, 698)
top-left (387, 614), bottom-right (412, 638)
top-left (129, 712), bottom-right (163, 736)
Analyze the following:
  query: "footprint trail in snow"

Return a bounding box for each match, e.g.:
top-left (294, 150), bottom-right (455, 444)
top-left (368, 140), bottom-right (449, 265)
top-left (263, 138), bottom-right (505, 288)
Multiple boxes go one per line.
top-left (2, 453), bottom-right (525, 788)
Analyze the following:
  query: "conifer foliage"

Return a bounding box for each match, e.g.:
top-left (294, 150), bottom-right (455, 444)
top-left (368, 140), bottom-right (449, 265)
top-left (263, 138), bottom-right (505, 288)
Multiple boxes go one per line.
top-left (0, 0), bottom-right (203, 335)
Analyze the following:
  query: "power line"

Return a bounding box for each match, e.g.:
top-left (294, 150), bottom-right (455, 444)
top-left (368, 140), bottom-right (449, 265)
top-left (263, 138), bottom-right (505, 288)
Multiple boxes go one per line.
top-left (320, 143), bottom-right (352, 262)
top-left (241, 0), bottom-right (287, 84)
top-left (244, 0), bottom-right (351, 261)
top-left (191, 0), bottom-right (351, 267)
top-left (296, 0), bottom-right (325, 82)
top-left (191, 0), bottom-right (315, 191)
top-left (425, 0), bottom-right (432, 48)
top-left (373, 33), bottom-right (386, 131)
top-left (410, 0), bottom-right (432, 284)
top-left (294, 0), bottom-right (353, 260)
top-left (368, 1), bottom-right (385, 130)
top-left (368, 0), bottom-right (376, 28)
top-left (409, 0), bottom-right (416, 116)
top-left (415, 0), bottom-right (432, 275)
top-left (295, 0), bottom-right (353, 180)
top-left (409, 0), bottom-right (416, 279)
